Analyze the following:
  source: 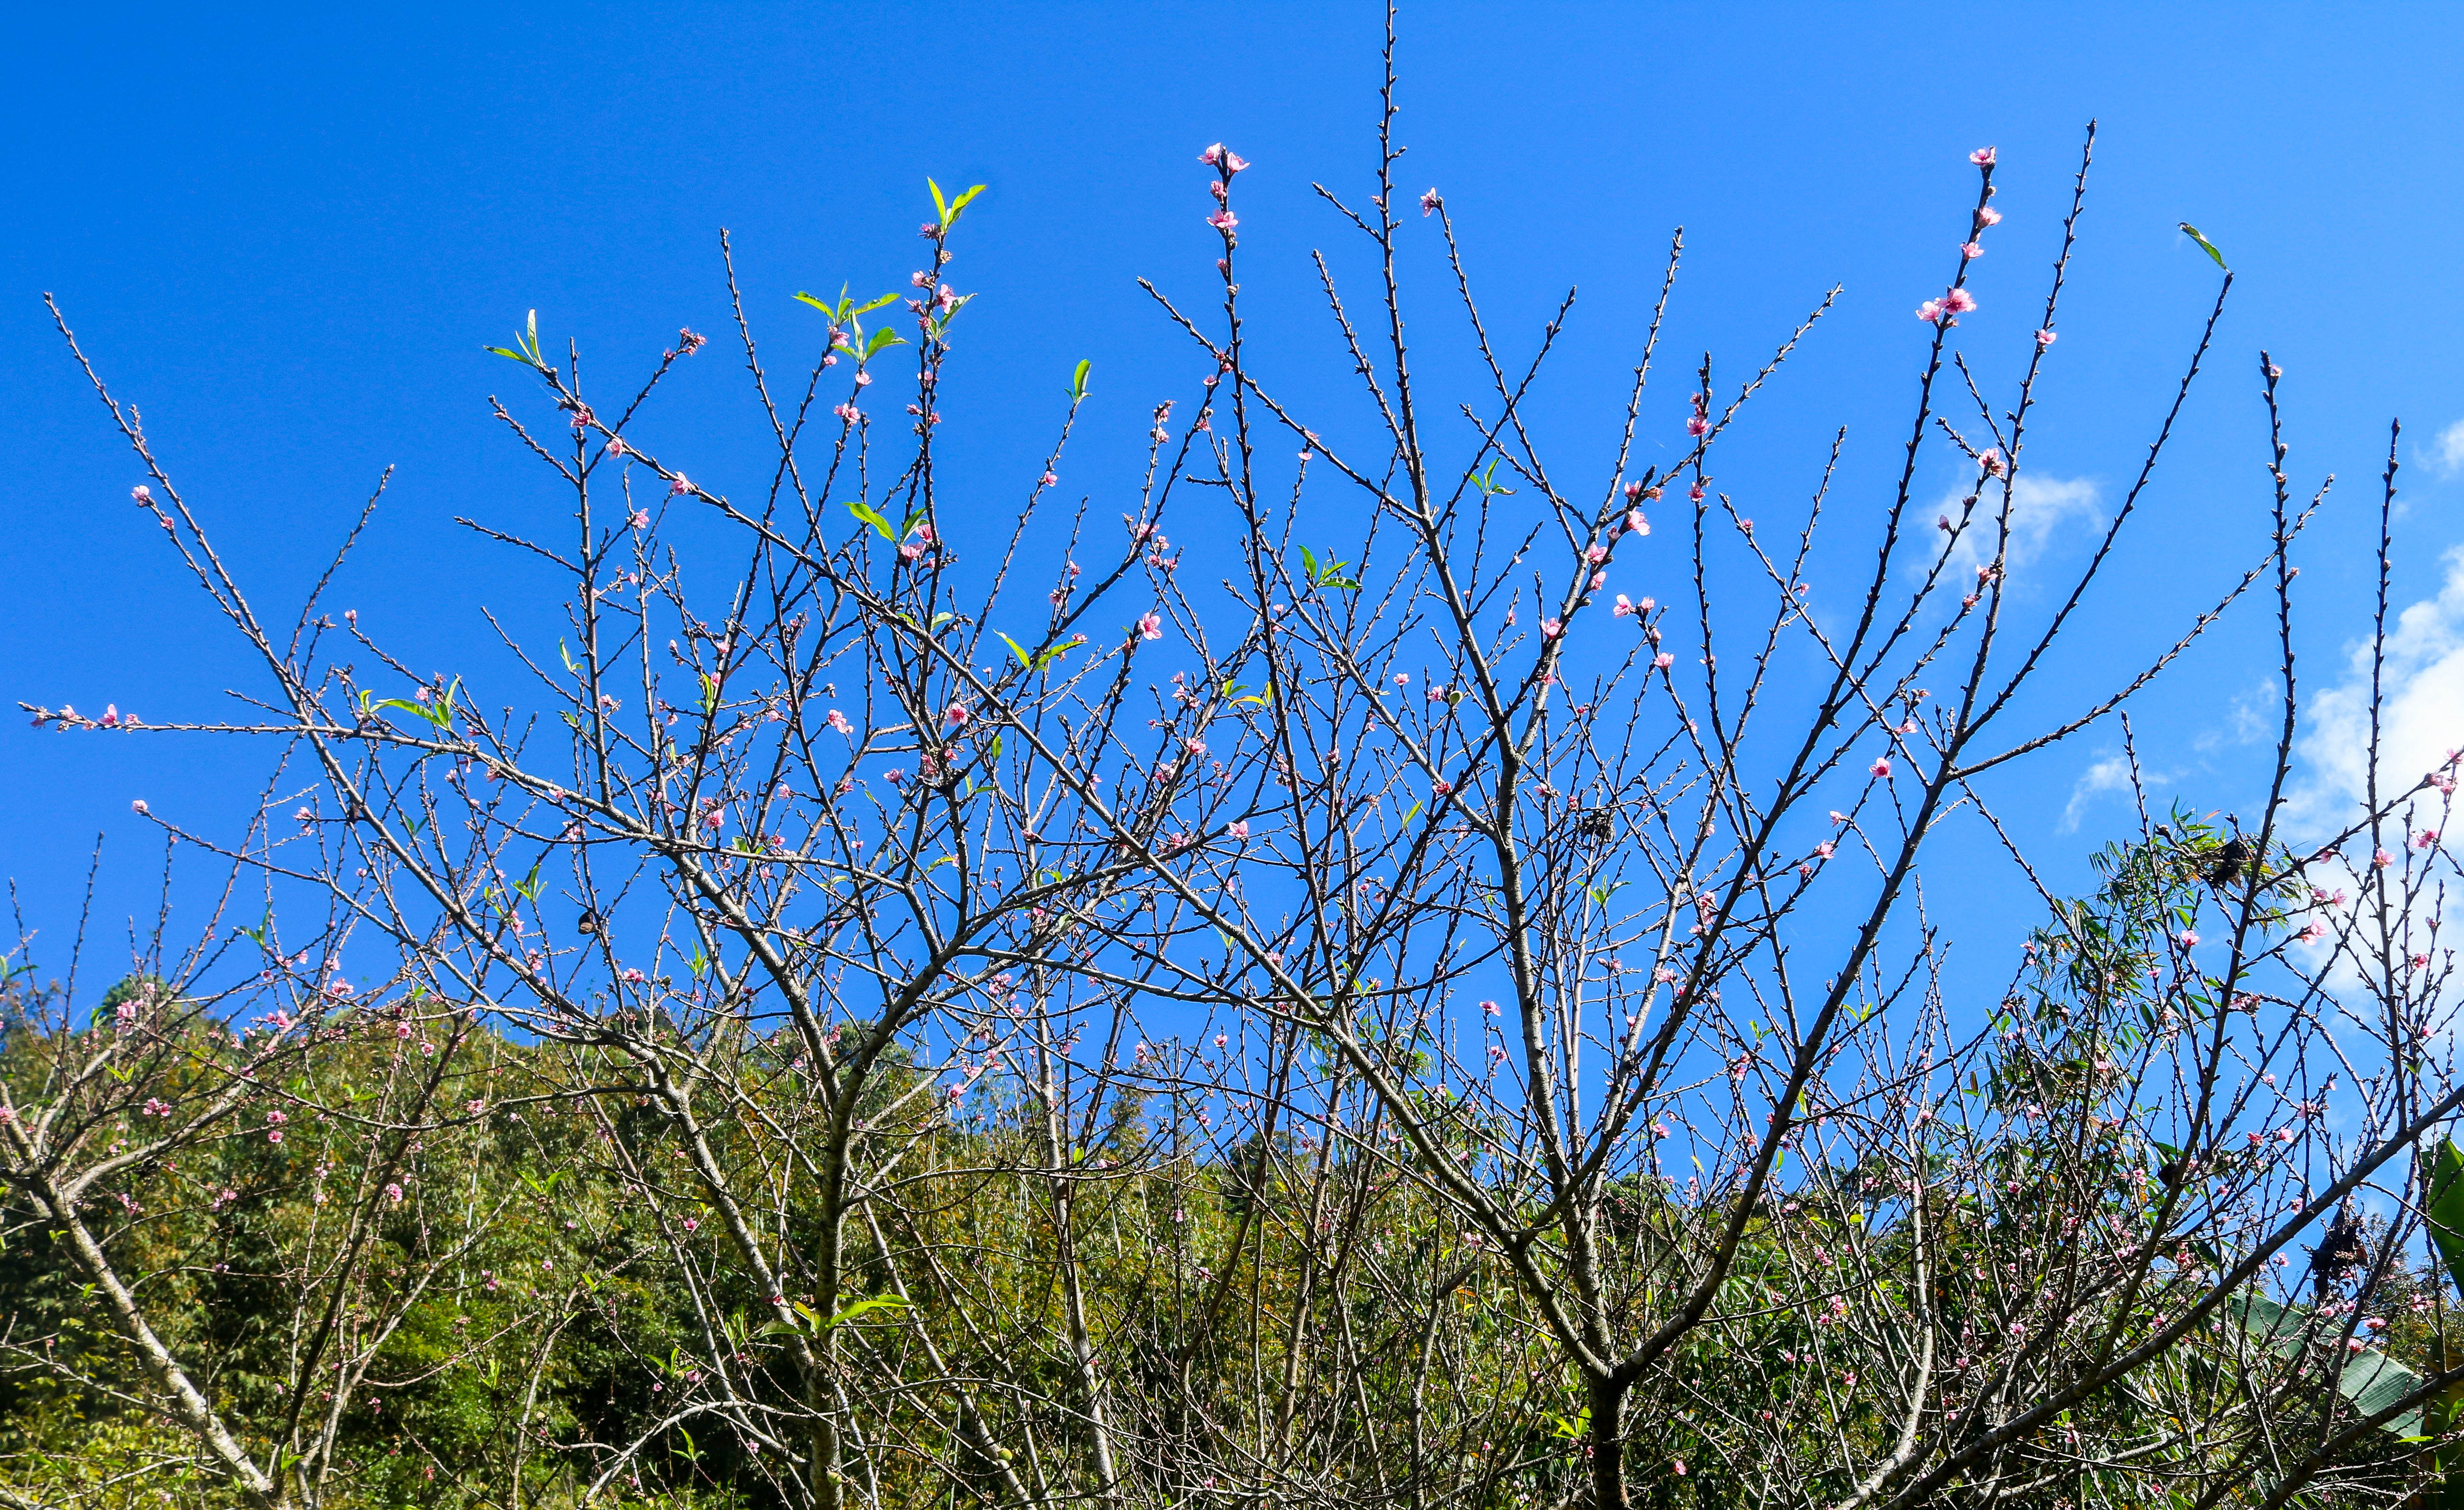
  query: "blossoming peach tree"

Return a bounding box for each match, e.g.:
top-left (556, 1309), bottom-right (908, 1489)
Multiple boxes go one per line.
top-left (16, 25), bottom-right (2464, 1510)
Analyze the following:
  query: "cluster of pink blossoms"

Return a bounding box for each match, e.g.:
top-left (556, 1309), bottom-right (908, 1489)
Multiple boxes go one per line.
top-left (1913, 149), bottom-right (2005, 325)
top-left (28, 702), bottom-right (141, 731)
top-left (1917, 287), bottom-right (1979, 326)
top-left (1200, 143), bottom-right (1249, 240)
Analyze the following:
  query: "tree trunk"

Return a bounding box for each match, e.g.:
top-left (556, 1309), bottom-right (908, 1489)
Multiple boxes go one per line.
top-left (1588, 1375), bottom-right (1626, 1510)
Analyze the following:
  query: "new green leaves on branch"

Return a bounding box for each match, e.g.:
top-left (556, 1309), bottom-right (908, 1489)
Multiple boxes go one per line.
top-left (794, 286), bottom-right (899, 324)
top-left (1299, 545), bottom-right (1359, 592)
top-left (926, 179), bottom-right (985, 234)
top-left (845, 499), bottom-right (895, 540)
top-left (756, 1293), bottom-right (913, 1339)
top-left (1000, 632), bottom-right (1079, 674)
top-left (485, 309), bottom-right (550, 370)
top-left (793, 285), bottom-right (906, 360)
top-left (370, 677), bottom-right (460, 735)
top-left (2178, 222), bottom-right (2228, 270)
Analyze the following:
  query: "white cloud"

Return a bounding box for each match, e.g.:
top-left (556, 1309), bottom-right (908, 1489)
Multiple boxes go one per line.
top-left (2431, 418), bottom-right (2464, 478)
top-left (2288, 546), bottom-right (2464, 837)
top-left (1910, 473), bottom-right (2101, 583)
top-left (2196, 676), bottom-right (2280, 753)
top-left (2060, 751), bottom-right (2136, 833)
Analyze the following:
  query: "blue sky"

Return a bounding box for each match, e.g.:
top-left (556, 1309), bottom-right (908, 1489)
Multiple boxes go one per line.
top-left (9, 1), bottom-right (2464, 967)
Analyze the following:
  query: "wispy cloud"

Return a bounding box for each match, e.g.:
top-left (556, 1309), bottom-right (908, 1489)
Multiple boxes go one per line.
top-left (1908, 473), bottom-right (2101, 583)
top-left (2061, 751), bottom-right (2137, 834)
top-left (2195, 676), bottom-right (2281, 753)
top-left (2432, 419), bottom-right (2464, 478)
top-left (2288, 546), bottom-right (2464, 837)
